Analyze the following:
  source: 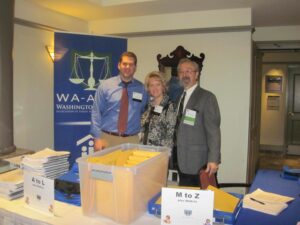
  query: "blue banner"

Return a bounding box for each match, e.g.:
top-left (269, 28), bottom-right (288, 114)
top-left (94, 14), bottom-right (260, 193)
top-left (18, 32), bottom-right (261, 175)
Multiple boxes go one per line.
top-left (54, 32), bottom-right (127, 166)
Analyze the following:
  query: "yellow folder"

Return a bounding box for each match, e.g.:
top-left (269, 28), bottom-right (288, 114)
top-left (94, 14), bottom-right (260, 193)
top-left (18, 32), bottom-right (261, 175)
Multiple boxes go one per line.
top-left (207, 185), bottom-right (240, 213)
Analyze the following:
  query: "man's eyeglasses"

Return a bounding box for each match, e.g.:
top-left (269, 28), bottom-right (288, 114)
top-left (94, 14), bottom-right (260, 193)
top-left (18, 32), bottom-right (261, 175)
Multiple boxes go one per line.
top-left (178, 70), bottom-right (197, 75)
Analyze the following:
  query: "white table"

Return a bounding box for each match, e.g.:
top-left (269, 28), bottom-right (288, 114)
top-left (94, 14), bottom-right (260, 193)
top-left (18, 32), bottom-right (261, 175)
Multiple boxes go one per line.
top-left (0, 197), bottom-right (160, 225)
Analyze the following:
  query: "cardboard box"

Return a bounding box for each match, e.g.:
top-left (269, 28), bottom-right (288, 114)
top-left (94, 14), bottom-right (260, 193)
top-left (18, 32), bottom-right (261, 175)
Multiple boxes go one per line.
top-left (77, 143), bottom-right (170, 224)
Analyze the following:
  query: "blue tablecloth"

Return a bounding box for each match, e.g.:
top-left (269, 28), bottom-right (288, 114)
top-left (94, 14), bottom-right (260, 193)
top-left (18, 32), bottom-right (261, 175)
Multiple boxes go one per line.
top-left (235, 169), bottom-right (300, 225)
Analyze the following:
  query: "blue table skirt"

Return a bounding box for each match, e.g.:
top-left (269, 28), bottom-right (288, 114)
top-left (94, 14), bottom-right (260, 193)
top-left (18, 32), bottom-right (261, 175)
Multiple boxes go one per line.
top-left (235, 169), bottom-right (300, 225)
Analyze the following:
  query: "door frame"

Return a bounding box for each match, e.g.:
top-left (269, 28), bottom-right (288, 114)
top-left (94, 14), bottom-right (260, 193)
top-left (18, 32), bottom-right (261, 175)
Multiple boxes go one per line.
top-left (246, 43), bottom-right (263, 183)
top-left (247, 42), bottom-right (300, 183)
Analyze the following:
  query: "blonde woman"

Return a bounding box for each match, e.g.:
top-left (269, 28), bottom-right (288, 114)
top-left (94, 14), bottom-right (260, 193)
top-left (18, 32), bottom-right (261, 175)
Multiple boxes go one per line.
top-left (140, 71), bottom-right (176, 149)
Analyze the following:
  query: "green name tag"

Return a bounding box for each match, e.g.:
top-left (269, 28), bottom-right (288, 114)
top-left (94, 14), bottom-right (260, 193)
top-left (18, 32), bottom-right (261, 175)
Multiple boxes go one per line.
top-left (183, 109), bottom-right (196, 126)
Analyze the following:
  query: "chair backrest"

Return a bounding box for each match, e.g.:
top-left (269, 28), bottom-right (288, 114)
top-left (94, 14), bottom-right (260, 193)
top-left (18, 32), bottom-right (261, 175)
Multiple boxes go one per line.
top-left (157, 45), bottom-right (205, 77)
top-left (156, 46), bottom-right (205, 102)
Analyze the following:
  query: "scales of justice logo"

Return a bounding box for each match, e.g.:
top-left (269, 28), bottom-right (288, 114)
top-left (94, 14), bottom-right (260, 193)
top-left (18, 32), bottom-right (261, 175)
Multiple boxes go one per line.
top-left (69, 51), bottom-right (112, 90)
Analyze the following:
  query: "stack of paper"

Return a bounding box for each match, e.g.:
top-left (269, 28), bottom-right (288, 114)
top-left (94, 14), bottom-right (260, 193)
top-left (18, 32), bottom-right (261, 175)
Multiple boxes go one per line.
top-left (22, 148), bottom-right (70, 179)
top-left (0, 169), bottom-right (24, 200)
top-left (243, 188), bottom-right (294, 215)
top-left (4, 154), bottom-right (31, 168)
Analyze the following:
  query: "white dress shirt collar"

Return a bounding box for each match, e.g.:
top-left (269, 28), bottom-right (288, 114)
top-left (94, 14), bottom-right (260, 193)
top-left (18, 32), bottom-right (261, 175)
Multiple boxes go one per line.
top-left (183, 84), bottom-right (197, 109)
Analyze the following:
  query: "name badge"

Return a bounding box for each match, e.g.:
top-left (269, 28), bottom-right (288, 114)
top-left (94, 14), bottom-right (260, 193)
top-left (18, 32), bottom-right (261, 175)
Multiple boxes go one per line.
top-left (132, 92), bottom-right (142, 101)
top-left (154, 105), bottom-right (163, 114)
top-left (183, 109), bottom-right (196, 126)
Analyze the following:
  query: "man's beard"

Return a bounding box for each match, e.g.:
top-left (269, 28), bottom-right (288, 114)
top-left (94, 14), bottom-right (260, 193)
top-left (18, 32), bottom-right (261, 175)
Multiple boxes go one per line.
top-left (179, 76), bottom-right (190, 88)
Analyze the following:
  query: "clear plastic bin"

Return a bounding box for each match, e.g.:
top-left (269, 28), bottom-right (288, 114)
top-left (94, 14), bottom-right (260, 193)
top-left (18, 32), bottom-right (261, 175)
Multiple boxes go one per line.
top-left (76, 143), bottom-right (170, 224)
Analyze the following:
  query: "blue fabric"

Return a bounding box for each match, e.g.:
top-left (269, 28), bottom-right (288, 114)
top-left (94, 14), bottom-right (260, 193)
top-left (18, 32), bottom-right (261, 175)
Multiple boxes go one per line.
top-left (55, 190), bottom-right (81, 206)
top-left (71, 162), bottom-right (79, 174)
top-left (90, 75), bottom-right (148, 138)
top-left (55, 163), bottom-right (81, 206)
top-left (57, 169), bottom-right (80, 184)
top-left (235, 169), bottom-right (300, 225)
top-left (167, 76), bottom-right (183, 102)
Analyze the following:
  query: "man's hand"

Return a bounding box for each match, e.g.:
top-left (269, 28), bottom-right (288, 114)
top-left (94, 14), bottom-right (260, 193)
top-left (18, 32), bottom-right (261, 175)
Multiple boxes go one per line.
top-left (205, 162), bottom-right (219, 177)
top-left (93, 138), bottom-right (107, 152)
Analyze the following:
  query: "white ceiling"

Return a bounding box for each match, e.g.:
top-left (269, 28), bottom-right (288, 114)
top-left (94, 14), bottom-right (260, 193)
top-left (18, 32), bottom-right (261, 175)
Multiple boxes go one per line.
top-left (26, 0), bottom-right (300, 27)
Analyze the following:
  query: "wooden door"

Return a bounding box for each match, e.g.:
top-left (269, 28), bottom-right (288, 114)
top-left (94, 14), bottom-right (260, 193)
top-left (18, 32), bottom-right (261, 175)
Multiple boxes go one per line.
top-left (287, 66), bottom-right (300, 155)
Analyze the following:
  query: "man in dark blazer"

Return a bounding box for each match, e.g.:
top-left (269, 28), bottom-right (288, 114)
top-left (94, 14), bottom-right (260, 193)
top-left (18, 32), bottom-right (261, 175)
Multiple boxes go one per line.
top-left (175, 58), bottom-right (221, 187)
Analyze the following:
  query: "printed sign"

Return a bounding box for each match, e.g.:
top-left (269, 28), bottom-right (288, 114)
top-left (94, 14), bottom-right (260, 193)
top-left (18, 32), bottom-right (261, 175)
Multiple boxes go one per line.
top-left (54, 32), bottom-right (127, 165)
top-left (161, 187), bottom-right (214, 225)
top-left (24, 171), bottom-right (54, 216)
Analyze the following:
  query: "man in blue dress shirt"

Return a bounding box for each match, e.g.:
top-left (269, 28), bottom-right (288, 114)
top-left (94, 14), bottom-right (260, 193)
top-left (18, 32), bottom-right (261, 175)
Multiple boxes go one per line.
top-left (90, 51), bottom-right (148, 151)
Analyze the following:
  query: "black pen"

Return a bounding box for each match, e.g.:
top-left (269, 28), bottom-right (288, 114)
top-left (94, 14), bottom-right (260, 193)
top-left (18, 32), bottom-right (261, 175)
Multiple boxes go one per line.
top-left (250, 197), bottom-right (265, 205)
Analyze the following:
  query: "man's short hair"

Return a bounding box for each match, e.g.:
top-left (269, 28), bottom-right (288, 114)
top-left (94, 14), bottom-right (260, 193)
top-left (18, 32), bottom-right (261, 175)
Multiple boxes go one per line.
top-left (177, 58), bottom-right (199, 72)
top-left (119, 51), bottom-right (137, 65)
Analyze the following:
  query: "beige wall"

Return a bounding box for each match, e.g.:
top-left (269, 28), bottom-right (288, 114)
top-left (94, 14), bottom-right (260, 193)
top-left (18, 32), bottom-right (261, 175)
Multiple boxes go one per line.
top-left (253, 25), bottom-right (300, 42)
top-left (128, 31), bottom-right (252, 184)
top-left (11, 0), bottom-right (300, 192)
top-left (12, 5), bottom-right (253, 185)
top-left (259, 52), bottom-right (300, 151)
top-left (89, 8), bottom-right (251, 35)
top-left (13, 0), bottom-right (89, 150)
top-left (13, 7), bottom-right (252, 185)
top-left (13, 26), bottom-right (252, 184)
top-left (89, 8), bottom-right (253, 184)
top-left (15, 0), bottom-right (88, 32)
top-left (260, 64), bottom-right (287, 150)
top-left (13, 24), bottom-right (54, 150)
top-left (13, 3), bottom-right (283, 186)
top-left (253, 26), bottom-right (300, 152)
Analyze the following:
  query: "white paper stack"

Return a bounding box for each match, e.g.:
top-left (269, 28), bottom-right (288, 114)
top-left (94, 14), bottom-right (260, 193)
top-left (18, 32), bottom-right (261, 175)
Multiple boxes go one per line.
top-left (22, 148), bottom-right (70, 179)
top-left (4, 154), bottom-right (31, 169)
top-left (243, 188), bottom-right (294, 216)
top-left (0, 169), bottom-right (24, 200)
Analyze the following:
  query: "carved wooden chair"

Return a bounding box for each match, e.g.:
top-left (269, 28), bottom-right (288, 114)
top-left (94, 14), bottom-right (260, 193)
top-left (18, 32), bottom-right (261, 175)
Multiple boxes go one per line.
top-left (157, 45), bottom-right (205, 102)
